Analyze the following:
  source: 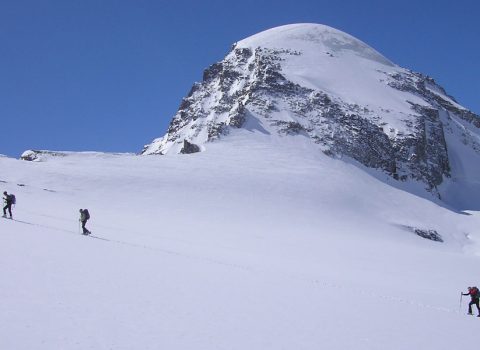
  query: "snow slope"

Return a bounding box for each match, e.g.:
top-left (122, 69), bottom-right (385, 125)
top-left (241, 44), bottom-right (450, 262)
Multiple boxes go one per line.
top-left (1, 131), bottom-right (480, 349)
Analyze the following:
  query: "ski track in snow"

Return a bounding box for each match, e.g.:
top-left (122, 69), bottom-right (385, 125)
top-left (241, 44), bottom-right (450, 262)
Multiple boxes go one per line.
top-left (4, 208), bottom-right (468, 317)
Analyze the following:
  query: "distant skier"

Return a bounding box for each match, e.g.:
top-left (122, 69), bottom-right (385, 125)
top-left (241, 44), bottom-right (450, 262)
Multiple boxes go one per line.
top-left (462, 286), bottom-right (480, 316)
top-left (2, 191), bottom-right (14, 219)
top-left (79, 209), bottom-right (91, 235)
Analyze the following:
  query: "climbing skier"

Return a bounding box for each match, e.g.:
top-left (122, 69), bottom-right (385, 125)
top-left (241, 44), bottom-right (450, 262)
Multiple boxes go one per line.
top-left (79, 209), bottom-right (91, 235)
top-left (2, 191), bottom-right (14, 219)
top-left (462, 286), bottom-right (480, 316)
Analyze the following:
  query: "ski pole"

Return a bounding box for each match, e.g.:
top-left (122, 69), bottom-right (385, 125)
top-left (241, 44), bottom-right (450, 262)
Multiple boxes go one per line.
top-left (459, 292), bottom-right (463, 313)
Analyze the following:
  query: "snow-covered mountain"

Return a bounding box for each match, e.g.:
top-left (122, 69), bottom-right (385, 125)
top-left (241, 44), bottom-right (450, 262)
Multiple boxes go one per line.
top-left (142, 23), bottom-right (480, 205)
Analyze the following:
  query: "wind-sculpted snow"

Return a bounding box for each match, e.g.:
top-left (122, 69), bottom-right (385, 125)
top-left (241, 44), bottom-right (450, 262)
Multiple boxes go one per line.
top-left (142, 23), bottom-right (480, 207)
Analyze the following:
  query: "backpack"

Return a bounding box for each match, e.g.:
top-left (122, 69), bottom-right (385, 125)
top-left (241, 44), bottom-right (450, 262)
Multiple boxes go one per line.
top-left (84, 209), bottom-right (90, 220)
top-left (472, 287), bottom-right (479, 298)
top-left (8, 194), bottom-right (16, 205)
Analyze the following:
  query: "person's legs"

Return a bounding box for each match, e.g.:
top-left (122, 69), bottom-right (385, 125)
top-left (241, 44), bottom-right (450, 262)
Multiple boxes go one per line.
top-left (468, 300), bottom-right (475, 314)
top-left (2, 204), bottom-right (7, 216)
top-left (7, 204), bottom-right (12, 218)
top-left (81, 221), bottom-right (88, 234)
top-left (82, 220), bottom-right (91, 234)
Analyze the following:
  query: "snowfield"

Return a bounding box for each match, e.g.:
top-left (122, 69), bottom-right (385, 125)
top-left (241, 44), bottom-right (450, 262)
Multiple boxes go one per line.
top-left (1, 131), bottom-right (479, 349)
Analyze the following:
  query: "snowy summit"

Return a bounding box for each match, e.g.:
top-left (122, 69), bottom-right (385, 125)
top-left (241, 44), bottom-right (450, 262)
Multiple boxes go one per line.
top-left (236, 23), bottom-right (394, 66)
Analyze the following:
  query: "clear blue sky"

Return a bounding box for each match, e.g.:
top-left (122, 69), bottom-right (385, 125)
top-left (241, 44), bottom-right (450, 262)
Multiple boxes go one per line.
top-left (1, 0), bottom-right (479, 157)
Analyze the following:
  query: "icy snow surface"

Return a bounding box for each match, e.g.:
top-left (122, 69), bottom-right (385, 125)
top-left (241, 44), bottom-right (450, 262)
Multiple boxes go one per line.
top-left (1, 131), bottom-right (480, 349)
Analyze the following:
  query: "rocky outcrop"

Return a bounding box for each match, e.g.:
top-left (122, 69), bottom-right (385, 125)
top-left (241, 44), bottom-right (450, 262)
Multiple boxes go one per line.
top-left (20, 150), bottom-right (67, 162)
top-left (180, 140), bottom-right (200, 154)
top-left (414, 228), bottom-right (443, 242)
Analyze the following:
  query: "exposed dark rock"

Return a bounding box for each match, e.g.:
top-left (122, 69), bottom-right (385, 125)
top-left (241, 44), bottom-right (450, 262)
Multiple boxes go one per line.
top-left (388, 71), bottom-right (480, 129)
top-left (397, 224), bottom-right (444, 242)
top-left (203, 63), bottom-right (223, 82)
top-left (180, 140), bottom-right (200, 154)
top-left (274, 121), bottom-right (307, 135)
top-left (207, 121), bottom-right (228, 140)
top-left (414, 229), bottom-right (443, 242)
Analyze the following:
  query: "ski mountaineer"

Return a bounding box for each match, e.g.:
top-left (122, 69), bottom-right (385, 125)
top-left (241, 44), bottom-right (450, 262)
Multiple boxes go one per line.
top-left (462, 286), bottom-right (480, 316)
top-left (79, 209), bottom-right (91, 235)
top-left (2, 191), bottom-right (13, 219)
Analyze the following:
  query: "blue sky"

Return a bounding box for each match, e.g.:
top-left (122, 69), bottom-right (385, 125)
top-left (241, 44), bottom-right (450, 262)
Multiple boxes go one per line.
top-left (1, 0), bottom-right (479, 157)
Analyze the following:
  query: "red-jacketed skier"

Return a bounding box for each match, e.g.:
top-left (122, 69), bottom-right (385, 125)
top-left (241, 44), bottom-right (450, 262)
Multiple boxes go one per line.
top-left (462, 286), bottom-right (480, 316)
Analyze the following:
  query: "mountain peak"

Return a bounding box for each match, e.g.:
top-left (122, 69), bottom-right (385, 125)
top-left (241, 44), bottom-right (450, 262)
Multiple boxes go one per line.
top-left (142, 23), bottom-right (480, 206)
top-left (236, 23), bottom-right (394, 66)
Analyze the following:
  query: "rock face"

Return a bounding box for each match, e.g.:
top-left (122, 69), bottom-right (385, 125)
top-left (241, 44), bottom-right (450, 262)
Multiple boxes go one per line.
top-left (179, 140), bottom-right (201, 154)
top-left (21, 150), bottom-right (67, 162)
top-left (142, 23), bottom-right (480, 195)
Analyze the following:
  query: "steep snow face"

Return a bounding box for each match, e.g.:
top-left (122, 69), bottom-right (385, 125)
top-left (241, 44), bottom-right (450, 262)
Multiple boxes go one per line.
top-left (142, 23), bottom-right (480, 206)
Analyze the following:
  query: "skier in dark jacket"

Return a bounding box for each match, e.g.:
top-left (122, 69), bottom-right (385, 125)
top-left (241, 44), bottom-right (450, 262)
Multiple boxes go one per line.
top-left (462, 286), bottom-right (480, 316)
top-left (79, 209), bottom-right (91, 235)
top-left (2, 191), bottom-right (13, 219)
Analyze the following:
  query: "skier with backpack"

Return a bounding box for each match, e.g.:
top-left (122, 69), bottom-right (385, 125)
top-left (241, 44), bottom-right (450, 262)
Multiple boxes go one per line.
top-left (2, 191), bottom-right (15, 219)
top-left (79, 209), bottom-right (91, 235)
top-left (462, 286), bottom-right (480, 316)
